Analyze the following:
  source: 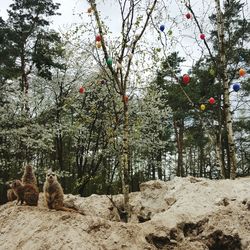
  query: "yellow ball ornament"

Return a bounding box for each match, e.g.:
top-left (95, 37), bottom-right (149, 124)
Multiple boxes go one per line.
top-left (96, 41), bottom-right (102, 48)
top-left (200, 104), bottom-right (206, 111)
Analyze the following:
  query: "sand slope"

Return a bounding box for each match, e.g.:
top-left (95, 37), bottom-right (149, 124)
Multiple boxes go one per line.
top-left (0, 176), bottom-right (249, 250)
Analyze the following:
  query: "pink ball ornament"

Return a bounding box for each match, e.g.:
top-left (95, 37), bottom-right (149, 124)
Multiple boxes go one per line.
top-left (200, 34), bottom-right (205, 40)
top-left (209, 97), bottom-right (215, 105)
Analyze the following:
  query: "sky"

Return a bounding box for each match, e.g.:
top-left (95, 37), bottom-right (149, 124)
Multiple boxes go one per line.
top-left (0, 0), bottom-right (249, 116)
top-left (0, 0), bottom-right (122, 31)
top-left (0, 0), bottom-right (82, 27)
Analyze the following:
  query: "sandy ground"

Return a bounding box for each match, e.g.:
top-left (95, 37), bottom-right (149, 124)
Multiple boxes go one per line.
top-left (0, 176), bottom-right (249, 250)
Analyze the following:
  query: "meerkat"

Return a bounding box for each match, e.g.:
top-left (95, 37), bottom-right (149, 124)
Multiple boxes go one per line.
top-left (22, 165), bottom-right (38, 187)
top-left (5, 181), bottom-right (17, 201)
top-left (7, 188), bottom-right (17, 201)
top-left (43, 171), bottom-right (82, 213)
top-left (11, 180), bottom-right (39, 206)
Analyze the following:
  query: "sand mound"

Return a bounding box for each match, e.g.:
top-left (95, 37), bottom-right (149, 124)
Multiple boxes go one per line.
top-left (0, 176), bottom-right (249, 250)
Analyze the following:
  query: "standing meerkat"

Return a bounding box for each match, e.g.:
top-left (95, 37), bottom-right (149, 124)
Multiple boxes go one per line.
top-left (22, 165), bottom-right (38, 187)
top-left (11, 180), bottom-right (39, 206)
top-left (43, 171), bottom-right (80, 213)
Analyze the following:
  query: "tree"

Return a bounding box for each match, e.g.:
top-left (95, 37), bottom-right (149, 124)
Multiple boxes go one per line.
top-left (87, 0), bottom-right (159, 221)
top-left (183, 0), bottom-right (250, 179)
top-left (2, 0), bottom-right (63, 112)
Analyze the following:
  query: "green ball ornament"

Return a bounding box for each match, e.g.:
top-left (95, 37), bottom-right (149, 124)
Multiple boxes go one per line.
top-left (107, 57), bottom-right (112, 66)
top-left (168, 30), bottom-right (173, 36)
top-left (209, 68), bottom-right (215, 76)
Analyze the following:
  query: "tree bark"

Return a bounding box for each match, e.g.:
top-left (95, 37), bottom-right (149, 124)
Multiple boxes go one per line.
top-left (215, 0), bottom-right (237, 179)
top-left (215, 130), bottom-right (225, 178)
top-left (20, 43), bottom-right (30, 114)
top-left (173, 118), bottom-right (184, 177)
top-left (122, 99), bottom-right (130, 222)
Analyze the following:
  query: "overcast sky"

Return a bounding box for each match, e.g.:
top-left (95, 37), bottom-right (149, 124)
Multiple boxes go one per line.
top-left (0, 0), bottom-right (82, 27)
top-left (0, 0), bottom-right (123, 32)
top-left (0, 0), bottom-right (249, 115)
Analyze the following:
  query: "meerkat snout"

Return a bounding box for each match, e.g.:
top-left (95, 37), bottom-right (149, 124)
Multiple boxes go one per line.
top-left (46, 172), bottom-right (57, 183)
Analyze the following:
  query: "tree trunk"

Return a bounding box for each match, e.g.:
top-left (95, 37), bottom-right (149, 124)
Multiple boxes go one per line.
top-left (199, 146), bottom-right (204, 177)
top-left (215, 0), bottom-right (237, 180)
top-left (173, 118), bottom-right (184, 177)
top-left (122, 99), bottom-right (130, 221)
top-left (215, 99), bottom-right (226, 179)
top-left (20, 46), bottom-right (29, 113)
top-left (215, 130), bottom-right (225, 178)
top-left (157, 150), bottom-right (162, 180)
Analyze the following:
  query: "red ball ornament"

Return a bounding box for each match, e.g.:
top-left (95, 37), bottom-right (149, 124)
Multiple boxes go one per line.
top-left (182, 74), bottom-right (190, 85)
top-left (123, 95), bottom-right (129, 103)
top-left (79, 86), bottom-right (85, 94)
top-left (200, 34), bottom-right (205, 40)
top-left (209, 97), bottom-right (215, 105)
top-left (186, 13), bottom-right (191, 19)
top-left (96, 35), bottom-right (101, 42)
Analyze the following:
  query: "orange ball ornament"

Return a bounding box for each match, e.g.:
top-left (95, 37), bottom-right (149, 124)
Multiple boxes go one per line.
top-left (239, 68), bottom-right (246, 77)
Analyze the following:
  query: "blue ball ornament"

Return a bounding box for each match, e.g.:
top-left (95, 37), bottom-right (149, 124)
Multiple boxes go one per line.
top-left (233, 83), bottom-right (240, 92)
top-left (160, 25), bottom-right (165, 32)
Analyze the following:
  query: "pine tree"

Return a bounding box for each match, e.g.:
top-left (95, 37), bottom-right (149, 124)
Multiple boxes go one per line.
top-left (1, 0), bottom-right (63, 112)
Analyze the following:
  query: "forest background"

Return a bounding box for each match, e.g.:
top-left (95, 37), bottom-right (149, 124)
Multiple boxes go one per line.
top-left (0, 0), bottom-right (249, 207)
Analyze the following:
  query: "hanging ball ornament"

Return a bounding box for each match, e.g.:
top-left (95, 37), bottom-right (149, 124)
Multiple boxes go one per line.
top-left (209, 97), bottom-right (215, 105)
top-left (168, 30), bottom-right (173, 36)
top-left (233, 83), bottom-right (240, 92)
top-left (239, 68), bottom-right (246, 77)
top-left (200, 33), bottom-right (205, 40)
top-left (79, 86), bottom-right (85, 94)
top-left (123, 95), bottom-right (129, 103)
top-left (87, 7), bottom-right (93, 13)
top-left (186, 13), bottom-right (191, 19)
top-left (200, 104), bottom-right (206, 111)
top-left (107, 57), bottom-right (113, 66)
top-left (209, 68), bottom-right (215, 76)
top-left (96, 35), bottom-right (101, 42)
top-left (96, 41), bottom-right (102, 48)
top-left (160, 25), bottom-right (165, 32)
top-left (182, 74), bottom-right (190, 85)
